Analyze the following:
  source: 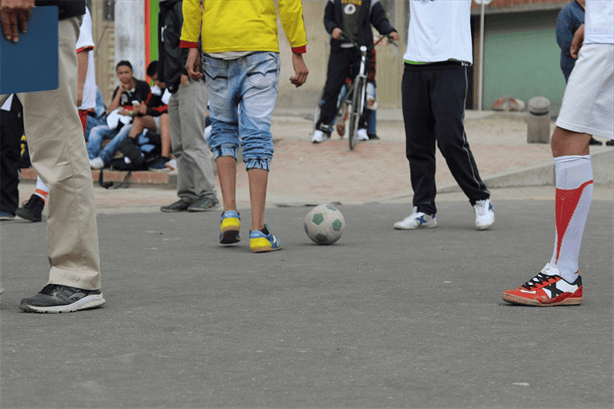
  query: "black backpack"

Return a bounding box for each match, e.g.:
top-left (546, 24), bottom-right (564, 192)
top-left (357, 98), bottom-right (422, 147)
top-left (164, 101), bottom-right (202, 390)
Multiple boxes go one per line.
top-left (112, 130), bottom-right (162, 171)
top-left (97, 130), bottom-right (162, 189)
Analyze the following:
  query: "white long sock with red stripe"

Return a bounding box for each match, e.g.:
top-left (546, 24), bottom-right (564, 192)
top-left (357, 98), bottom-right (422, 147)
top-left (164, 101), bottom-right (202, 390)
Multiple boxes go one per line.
top-left (34, 176), bottom-right (49, 202)
top-left (548, 155), bottom-right (593, 283)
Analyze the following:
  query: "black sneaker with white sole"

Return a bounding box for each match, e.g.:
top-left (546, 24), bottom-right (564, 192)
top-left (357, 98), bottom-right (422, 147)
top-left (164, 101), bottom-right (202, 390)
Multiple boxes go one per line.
top-left (19, 284), bottom-right (105, 313)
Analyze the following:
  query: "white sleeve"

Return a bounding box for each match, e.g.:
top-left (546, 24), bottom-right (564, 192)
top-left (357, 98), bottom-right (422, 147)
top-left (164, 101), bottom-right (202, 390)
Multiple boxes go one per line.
top-left (76, 7), bottom-right (95, 51)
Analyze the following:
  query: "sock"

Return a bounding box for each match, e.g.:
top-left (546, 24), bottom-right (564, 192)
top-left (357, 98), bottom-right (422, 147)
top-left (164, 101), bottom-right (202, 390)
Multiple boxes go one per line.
top-left (548, 155), bottom-right (593, 283)
top-left (34, 176), bottom-right (49, 202)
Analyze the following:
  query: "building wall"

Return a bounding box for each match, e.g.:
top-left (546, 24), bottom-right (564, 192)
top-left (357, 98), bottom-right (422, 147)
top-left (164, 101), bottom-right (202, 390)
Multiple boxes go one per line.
top-left (483, 10), bottom-right (566, 114)
top-left (88, 0), bottom-right (116, 105)
top-left (115, 0), bottom-right (147, 83)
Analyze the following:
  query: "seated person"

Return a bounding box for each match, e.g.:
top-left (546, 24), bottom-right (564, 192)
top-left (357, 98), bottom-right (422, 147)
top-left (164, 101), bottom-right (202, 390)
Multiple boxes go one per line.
top-left (88, 60), bottom-right (150, 169)
top-left (84, 86), bottom-right (108, 141)
top-left (127, 61), bottom-right (172, 170)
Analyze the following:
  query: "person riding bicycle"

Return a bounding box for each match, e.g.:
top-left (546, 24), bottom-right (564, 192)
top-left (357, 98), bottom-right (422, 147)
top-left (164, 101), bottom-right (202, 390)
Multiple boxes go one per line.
top-left (335, 45), bottom-right (378, 140)
top-left (312, 0), bottom-right (399, 144)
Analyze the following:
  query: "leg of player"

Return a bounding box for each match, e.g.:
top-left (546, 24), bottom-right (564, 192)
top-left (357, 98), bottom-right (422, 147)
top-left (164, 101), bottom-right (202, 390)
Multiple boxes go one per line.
top-left (501, 127), bottom-right (591, 306)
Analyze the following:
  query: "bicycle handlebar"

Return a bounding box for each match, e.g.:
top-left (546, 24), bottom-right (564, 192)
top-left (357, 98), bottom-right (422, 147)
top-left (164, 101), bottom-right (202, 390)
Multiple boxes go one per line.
top-left (337, 32), bottom-right (398, 50)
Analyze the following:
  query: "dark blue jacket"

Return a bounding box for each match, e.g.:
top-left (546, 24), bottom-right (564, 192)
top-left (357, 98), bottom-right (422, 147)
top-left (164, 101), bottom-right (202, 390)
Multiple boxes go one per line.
top-left (556, 1), bottom-right (584, 82)
top-left (324, 0), bottom-right (396, 53)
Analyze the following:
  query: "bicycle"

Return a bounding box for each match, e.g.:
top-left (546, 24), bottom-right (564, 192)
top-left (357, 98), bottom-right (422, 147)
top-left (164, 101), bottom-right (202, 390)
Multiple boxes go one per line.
top-left (313, 34), bottom-right (396, 150)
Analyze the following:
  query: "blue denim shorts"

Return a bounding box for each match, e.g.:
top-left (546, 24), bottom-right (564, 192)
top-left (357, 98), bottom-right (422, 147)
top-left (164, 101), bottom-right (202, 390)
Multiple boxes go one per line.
top-left (203, 52), bottom-right (280, 171)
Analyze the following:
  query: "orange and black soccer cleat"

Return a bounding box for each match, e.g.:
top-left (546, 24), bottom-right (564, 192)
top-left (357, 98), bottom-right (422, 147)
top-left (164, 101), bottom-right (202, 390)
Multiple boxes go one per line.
top-left (501, 264), bottom-right (583, 307)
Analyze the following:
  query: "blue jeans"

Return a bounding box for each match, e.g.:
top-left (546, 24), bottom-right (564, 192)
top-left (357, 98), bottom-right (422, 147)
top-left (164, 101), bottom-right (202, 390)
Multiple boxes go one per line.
top-left (332, 82), bottom-right (376, 134)
top-left (84, 115), bottom-right (106, 141)
top-left (87, 123), bottom-right (132, 164)
top-left (203, 52), bottom-right (280, 171)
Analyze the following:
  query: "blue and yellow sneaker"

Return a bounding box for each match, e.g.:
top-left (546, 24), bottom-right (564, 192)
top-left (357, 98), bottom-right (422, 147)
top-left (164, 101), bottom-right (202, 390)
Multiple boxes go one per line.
top-left (219, 210), bottom-right (241, 244)
top-left (249, 225), bottom-right (282, 253)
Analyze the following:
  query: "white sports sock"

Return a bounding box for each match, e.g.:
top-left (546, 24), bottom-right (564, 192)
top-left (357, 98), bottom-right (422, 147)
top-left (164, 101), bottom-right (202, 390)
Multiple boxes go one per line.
top-left (548, 155), bottom-right (593, 283)
top-left (34, 176), bottom-right (49, 202)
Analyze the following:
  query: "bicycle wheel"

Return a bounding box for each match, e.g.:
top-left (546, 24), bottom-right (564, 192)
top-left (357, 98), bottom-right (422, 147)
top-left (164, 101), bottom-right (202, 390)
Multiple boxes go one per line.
top-left (348, 77), bottom-right (365, 150)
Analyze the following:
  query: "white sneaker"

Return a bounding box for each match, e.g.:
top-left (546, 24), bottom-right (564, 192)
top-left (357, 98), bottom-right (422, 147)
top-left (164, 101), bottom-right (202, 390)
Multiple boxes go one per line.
top-left (89, 157), bottom-right (104, 169)
top-left (474, 199), bottom-right (494, 230)
top-left (356, 128), bottom-right (369, 141)
top-left (312, 130), bottom-right (326, 144)
top-left (394, 207), bottom-right (437, 230)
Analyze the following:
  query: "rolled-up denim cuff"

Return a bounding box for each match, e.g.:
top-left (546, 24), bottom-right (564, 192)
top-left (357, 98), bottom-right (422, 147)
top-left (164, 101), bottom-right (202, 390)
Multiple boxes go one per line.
top-left (245, 157), bottom-right (271, 172)
top-left (212, 144), bottom-right (239, 160)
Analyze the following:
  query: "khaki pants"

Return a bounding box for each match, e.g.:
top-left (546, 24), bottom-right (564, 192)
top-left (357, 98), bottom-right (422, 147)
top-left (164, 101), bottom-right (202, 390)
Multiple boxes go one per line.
top-left (1, 17), bottom-right (101, 289)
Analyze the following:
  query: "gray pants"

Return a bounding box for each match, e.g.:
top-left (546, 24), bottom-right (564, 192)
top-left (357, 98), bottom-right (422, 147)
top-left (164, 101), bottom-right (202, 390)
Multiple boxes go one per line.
top-left (168, 79), bottom-right (217, 202)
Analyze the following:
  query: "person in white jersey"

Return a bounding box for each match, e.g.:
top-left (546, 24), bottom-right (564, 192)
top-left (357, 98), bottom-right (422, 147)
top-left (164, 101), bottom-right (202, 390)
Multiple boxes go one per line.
top-left (15, 6), bottom-right (96, 223)
top-left (394, 0), bottom-right (494, 231)
top-left (502, 0), bottom-right (613, 306)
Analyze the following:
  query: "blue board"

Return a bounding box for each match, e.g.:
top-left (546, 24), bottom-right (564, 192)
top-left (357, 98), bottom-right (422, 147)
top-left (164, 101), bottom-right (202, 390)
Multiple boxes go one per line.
top-left (0, 6), bottom-right (59, 94)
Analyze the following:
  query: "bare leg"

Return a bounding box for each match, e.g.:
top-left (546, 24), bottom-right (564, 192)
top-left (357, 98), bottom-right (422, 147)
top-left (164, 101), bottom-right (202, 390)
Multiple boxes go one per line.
top-left (247, 168), bottom-right (268, 231)
top-left (216, 156), bottom-right (237, 212)
top-left (129, 116), bottom-right (144, 139)
top-left (159, 113), bottom-right (171, 158)
top-left (551, 126), bottom-right (591, 157)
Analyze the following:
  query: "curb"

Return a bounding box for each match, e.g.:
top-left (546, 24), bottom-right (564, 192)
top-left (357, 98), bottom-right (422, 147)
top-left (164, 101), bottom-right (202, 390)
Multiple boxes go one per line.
top-left (438, 147), bottom-right (613, 194)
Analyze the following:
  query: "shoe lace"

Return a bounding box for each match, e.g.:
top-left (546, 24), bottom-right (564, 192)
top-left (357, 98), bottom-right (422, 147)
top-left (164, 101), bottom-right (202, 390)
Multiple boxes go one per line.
top-left (22, 196), bottom-right (44, 212)
top-left (521, 272), bottom-right (554, 290)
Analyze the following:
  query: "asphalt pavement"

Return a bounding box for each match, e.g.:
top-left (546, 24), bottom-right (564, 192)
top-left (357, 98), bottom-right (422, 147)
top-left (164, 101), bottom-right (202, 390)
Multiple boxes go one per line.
top-left (1, 200), bottom-right (613, 408)
top-left (1, 110), bottom-right (613, 408)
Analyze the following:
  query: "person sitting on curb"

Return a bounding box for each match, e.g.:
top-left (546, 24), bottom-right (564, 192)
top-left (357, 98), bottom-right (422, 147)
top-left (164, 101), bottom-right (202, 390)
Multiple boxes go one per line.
top-left (87, 60), bottom-right (150, 169)
top-left (126, 60), bottom-right (172, 171)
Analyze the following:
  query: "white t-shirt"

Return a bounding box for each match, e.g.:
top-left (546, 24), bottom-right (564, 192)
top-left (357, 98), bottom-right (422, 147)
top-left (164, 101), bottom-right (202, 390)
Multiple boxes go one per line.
top-left (1, 94), bottom-right (14, 111)
top-left (403, 0), bottom-right (473, 64)
top-left (76, 7), bottom-right (96, 110)
top-left (585, 0), bottom-right (614, 45)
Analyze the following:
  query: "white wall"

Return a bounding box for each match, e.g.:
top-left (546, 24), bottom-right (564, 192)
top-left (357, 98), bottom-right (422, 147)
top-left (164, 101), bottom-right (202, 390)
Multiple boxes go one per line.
top-left (115, 0), bottom-right (146, 83)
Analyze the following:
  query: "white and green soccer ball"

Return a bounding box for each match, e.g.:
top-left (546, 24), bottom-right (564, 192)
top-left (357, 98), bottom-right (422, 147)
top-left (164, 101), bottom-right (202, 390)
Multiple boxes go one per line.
top-left (304, 204), bottom-right (345, 245)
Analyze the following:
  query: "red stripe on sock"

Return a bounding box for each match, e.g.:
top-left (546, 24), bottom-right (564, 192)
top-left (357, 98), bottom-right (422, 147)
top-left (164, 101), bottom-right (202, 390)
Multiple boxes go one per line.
top-left (554, 180), bottom-right (593, 262)
top-left (35, 189), bottom-right (48, 201)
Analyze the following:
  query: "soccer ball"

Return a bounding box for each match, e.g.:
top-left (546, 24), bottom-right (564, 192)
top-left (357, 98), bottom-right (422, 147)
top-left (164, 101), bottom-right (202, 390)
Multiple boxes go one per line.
top-left (304, 204), bottom-right (345, 245)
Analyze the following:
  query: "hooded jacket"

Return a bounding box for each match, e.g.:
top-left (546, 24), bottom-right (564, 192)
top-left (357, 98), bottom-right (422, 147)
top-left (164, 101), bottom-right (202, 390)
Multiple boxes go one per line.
top-left (324, 0), bottom-right (396, 53)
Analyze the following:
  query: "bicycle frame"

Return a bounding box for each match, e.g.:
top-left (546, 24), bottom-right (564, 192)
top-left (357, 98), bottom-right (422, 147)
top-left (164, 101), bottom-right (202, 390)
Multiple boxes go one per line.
top-left (314, 34), bottom-right (396, 150)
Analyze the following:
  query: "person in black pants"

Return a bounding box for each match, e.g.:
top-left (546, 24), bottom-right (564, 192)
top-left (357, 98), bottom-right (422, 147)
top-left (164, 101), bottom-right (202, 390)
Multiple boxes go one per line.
top-left (312, 0), bottom-right (398, 143)
top-left (0, 95), bottom-right (24, 220)
top-left (394, 0), bottom-right (494, 231)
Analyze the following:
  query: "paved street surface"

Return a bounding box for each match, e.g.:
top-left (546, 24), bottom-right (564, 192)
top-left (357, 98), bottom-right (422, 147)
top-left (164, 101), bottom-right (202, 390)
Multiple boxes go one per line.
top-left (1, 200), bottom-right (613, 408)
top-left (1, 110), bottom-right (613, 408)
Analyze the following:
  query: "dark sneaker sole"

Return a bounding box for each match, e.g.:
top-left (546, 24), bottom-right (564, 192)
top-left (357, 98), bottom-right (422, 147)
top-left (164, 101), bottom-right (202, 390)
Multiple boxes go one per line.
top-left (188, 204), bottom-right (219, 212)
top-left (220, 229), bottom-right (241, 244)
top-left (15, 209), bottom-right (42, 222)
top-left (501, 292), bottom-right (582, 307)
top-left (20, 294), bottom-right (106, 313)
top-left (160, 207), bottom-right (190, 213)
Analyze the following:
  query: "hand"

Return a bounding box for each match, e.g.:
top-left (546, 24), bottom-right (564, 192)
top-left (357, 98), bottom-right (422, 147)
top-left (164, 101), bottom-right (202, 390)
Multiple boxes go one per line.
top-left (289, 53), bottom-right (309, 88)
top-left (135, 103), bottom-right (147, 115)
top-left (390, 32), bottom-right (400, 42)
top-left (118, 82), bottom-right (129, 93)
top-left (186, 48), bottom-right (203, 81)
top-left (119, 108), bottom-right (131, 116)
top-left (180, 74), bottom-right (190, 86)
top-left (570, 24), bottom-right (585, 59)
top-left (332, 28), bottom-right (342, 40)
top-left (0, 0), bottom-right (34, 43)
